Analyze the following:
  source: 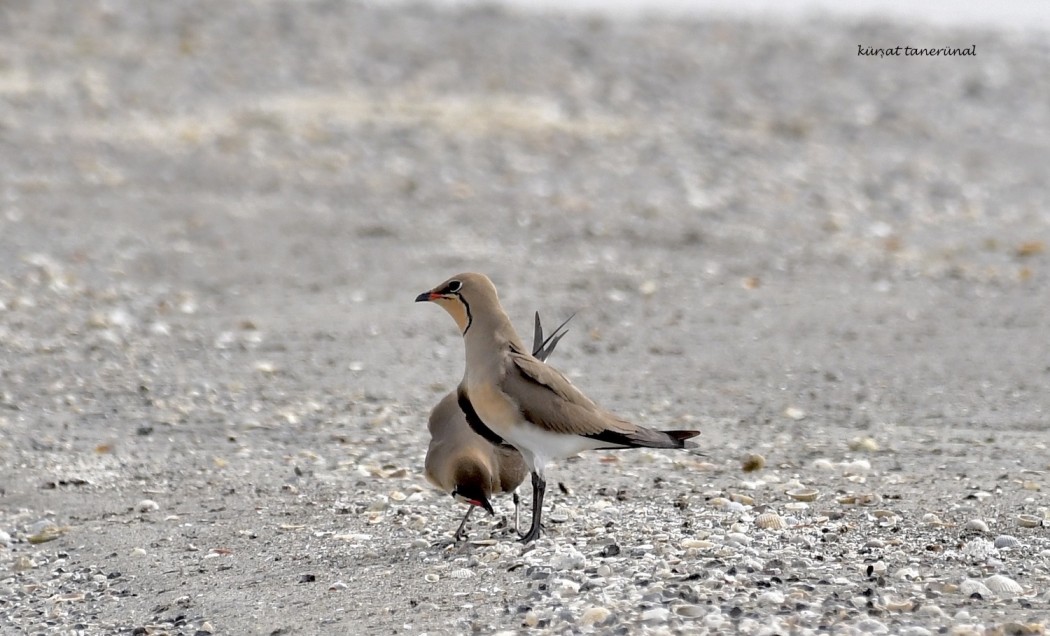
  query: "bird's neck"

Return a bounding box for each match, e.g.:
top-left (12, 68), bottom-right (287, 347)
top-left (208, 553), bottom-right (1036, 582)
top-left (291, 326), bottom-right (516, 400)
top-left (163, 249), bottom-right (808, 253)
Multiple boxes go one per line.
top-left (462, 307), bottom-right (525, 386)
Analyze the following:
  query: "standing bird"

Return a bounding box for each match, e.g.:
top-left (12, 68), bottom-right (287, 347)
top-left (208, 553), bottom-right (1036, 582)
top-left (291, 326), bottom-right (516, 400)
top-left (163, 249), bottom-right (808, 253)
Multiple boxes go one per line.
top-left (424, 312), bottom-right (572, 540)
top-left (416, 273), bottom-right (700, 543)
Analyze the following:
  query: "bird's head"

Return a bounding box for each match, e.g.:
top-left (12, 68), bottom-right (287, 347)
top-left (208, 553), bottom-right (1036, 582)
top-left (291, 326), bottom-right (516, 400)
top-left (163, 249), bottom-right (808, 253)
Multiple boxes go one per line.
top-left (415, 272), bottom-right (500, 335)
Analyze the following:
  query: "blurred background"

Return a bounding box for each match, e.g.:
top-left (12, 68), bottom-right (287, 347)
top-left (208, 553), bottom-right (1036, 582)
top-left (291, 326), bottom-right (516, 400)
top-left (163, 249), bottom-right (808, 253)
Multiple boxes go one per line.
top-left (1, 1), bottom-right (1048, 632)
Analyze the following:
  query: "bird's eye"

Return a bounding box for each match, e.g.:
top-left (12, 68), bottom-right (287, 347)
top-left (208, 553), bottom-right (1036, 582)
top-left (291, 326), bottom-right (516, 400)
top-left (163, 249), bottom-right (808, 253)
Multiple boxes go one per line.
top-left (447, 280), bottom-right (462, 293)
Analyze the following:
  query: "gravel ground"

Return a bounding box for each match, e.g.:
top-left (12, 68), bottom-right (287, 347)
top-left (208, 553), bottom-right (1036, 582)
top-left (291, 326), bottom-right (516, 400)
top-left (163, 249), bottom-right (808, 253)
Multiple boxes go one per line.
top-left (2, 2), bottom-right (1050, 634)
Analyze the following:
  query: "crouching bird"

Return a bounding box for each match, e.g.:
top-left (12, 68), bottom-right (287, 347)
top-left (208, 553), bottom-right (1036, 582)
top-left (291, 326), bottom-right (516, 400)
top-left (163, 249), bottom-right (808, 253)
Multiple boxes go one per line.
top-left (424, 311), bottom-right (572, 540)
top-left (416, 273), bottom-right (700, 544)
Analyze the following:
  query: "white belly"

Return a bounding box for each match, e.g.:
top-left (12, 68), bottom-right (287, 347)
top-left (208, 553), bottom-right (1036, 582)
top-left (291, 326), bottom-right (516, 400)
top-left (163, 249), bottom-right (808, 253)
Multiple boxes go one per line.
top-left (468, 381), bottom-right (606, 477)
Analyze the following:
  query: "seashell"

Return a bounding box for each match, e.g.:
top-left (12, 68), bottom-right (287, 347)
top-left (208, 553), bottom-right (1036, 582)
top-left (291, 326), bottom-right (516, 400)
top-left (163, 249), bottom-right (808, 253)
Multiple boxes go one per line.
top-left (708, 497), bottom-right (731, 509)
top-left (811, 458), bottom-right (837, 471)
top-left (963, 518), bottom-right (990, 533)
top-left (984, 574), bottom-right (1023, 597)
top-left (884, 597), bottom-right (914, 612)
top-left (730, 493), bottom-right (755, 505)
top-left (894, 567), bottom-right (919, 580)
top-left (755, 512), bottom-right (787, 530)
top-left (784, 407), bottom-right (806, 420)
top-left (922, 513), bottom-right (946, 527)
top-left (872, 509), bottom-right (896, 519)
top-left (725, 532), bottom-right (751, 546)
top-left (837, 493), bottom-right (880, 505)
top-left (12, 556), bottom-right (35, 571)
top-left (959, 579), bottom-right (992, 598)
top-left (424, 573), bottom-right (439, 583)
top-left (1017, 514), bottom-right (1042, 528)
top-left (673, 604), bottom-right (705, 618)
top-left (993, 535), bottom-right (1021, 550)
top-left (787, 488), bottom-right (819, 502)
top-left (389, 491), bottom-right (407, 502)
top-left (841, 459), bottom-right (872, 475)
top-left (725, 501), bottom-right (748, 513)
top-left (741, 454), bottom-right (765, 472)
top-left (784, 502), bottom-right (809, 512)
top-left (27, 525), bottom-right (70, 544)
top-left (849, 437), bottom-right (880, 452)
top-left (1022, 480), bottom-right (1040, 491)
top-left (681, 539), bottom-right (715, 550)
top-left (915, 604), bottom-right (946, 619)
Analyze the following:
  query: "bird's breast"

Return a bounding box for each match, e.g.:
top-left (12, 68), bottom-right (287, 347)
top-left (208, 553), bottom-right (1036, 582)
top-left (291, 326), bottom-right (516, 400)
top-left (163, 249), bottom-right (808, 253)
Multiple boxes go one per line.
top-left (466, 381), bottom-right (521, 435)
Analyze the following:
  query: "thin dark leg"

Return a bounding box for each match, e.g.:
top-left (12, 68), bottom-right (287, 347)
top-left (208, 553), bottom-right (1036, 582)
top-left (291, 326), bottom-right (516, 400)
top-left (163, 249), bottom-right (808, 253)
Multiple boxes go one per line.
top-left (453, 505), bottom-right (475, 541)
top-left (519, 472), bottom-right (546, 543)
top-left (512, 492), bottom-right (521, 534)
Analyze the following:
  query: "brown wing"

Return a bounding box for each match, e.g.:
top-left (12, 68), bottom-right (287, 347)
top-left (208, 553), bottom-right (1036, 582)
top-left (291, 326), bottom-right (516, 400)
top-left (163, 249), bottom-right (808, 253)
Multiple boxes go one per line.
top-left (506, 352), bottom-right (699, 449)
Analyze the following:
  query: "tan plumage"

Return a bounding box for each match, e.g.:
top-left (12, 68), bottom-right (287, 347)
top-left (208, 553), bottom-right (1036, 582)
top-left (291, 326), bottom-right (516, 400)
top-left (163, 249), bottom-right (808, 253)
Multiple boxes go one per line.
top-left (423, 311), bottom-right (571, 540)
top-left (424, 392), bottom-right (527, 540)
top-left (416, 272), bottom-right (699, 543)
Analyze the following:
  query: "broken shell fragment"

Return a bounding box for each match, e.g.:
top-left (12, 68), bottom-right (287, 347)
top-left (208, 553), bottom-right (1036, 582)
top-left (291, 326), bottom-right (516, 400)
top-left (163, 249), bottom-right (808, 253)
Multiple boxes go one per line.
top-left (984, 574), bottom-right (1023, 597)
top-left (729, 493), bottom-right (755, 506)
top-left (1017, 514), bottom-right (1042, 528)
top-left (755, 512), bottom-right (787, 530)
top-left (959, 579), bottom-right (993, 598)
top-left (787, 488), bottom-right (819, 502)
top-left (922, 513), bottom-right (946, 527)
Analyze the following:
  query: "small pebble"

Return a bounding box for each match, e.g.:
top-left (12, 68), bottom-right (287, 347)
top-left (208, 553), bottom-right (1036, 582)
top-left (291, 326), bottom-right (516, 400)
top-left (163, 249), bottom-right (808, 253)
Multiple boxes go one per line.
top-left (849, 436), bottom-right (880, 452)
top-left (579, 607), bottom-right (611, 626)
top-left (137, 499), bottom-right (160, 513)
top-left (550, 547), bottom-right (585, 571)
top-left (855, 619), bottom-right (889, 634)
top-left (964, 518), bottom-right (990, 533)
top-left (758, 590), bottom-right (785, 606)
top-left (522, 611), bottom-right (539, 628)
top-left (741, 454), bottom-right (765, 472)
top-left (641, 608), bottom-right (670, 622)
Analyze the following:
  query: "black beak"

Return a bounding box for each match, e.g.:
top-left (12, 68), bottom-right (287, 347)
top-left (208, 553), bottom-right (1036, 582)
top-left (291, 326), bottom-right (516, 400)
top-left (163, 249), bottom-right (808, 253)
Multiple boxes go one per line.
top-left (415, 291), bottom-right (435, 302)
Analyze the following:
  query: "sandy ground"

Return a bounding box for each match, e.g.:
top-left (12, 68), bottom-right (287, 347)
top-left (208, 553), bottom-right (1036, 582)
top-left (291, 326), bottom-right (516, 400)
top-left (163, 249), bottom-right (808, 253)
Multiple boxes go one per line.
top-left (1, 1), bottom-right (1049, 634)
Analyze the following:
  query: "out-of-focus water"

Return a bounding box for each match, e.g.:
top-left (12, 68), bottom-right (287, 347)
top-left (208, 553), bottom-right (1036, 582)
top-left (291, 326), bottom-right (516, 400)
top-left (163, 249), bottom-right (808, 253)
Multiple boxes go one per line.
top-left (407, 0), bottom-right (1050, 32)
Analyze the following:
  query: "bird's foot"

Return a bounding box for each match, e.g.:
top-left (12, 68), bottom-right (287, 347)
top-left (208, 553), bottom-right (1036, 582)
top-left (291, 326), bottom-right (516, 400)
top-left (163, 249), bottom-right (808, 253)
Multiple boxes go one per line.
top-left (517, 523), bottom-right (547, 544)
